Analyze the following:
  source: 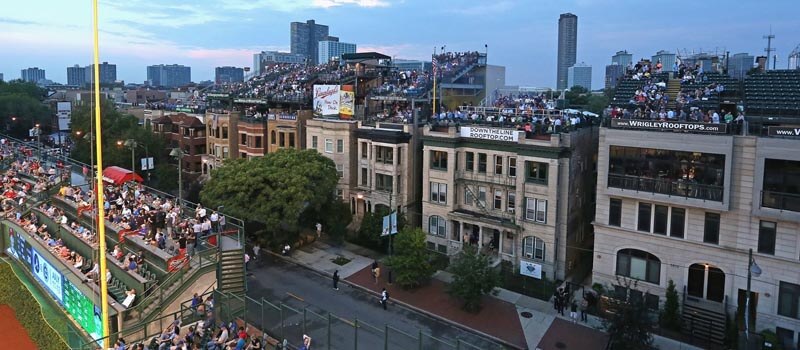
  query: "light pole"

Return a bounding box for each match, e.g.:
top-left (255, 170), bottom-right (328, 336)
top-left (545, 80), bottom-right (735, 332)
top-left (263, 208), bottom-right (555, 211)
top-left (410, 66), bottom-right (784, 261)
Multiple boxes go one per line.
top-left (170, 148), bottom-right (186, 207)
top-left (743, 248), bottom-right (762, 348)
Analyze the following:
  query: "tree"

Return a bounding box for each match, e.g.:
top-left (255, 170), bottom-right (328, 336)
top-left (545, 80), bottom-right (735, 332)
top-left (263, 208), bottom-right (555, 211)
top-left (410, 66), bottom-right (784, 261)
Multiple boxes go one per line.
top-left (565, 85), bottom-right (589, 107)
top-left (447, 245), bottom-right (501, 313)
top-left (315, 200), bottom-right (352, 243)
top-left (0, 81), bottom-right (51, 139)
top-left (199, 148), bottom-right (339, 245)
top-left (603, 278), bottom-right (655, 350)
top-left (660, 279), bottom-right (681, 331)
top-left (353, 206), bottom-right (406, 252)
top-left (386, 227), bottom-right (435, 289)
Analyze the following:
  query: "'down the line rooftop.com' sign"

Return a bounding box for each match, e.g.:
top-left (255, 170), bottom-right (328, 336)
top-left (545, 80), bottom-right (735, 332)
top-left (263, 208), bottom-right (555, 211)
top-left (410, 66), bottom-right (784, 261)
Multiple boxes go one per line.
top-left (459, 126), bottom-right (520, 142)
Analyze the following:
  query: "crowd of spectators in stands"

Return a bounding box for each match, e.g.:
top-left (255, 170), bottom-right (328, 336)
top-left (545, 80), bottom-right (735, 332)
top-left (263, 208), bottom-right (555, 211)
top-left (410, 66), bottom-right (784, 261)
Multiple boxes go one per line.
top-left (429, 104), bottom-right (593, 137)
top-left (372, 69), bottom-right (430, 98)
top-left (433, 51), bottom-right (482, 82)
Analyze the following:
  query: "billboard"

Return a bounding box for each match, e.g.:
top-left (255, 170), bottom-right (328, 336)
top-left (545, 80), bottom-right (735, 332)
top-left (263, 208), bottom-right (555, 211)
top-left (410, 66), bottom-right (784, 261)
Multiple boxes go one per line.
top-left (459, 127), bottom-right (520, 142)
top-left (313, 85), bottom-right (340, 116)
top-left (57, 101), bottom-right (71, 131)
top-left (7, 228), bottom-right (103, 343)
top-left (610, 119), bottom-right (728, 134)
top-left (519, 260), bottom-right (542, 279)
top-left (339, 85), bottom-right (354, 117)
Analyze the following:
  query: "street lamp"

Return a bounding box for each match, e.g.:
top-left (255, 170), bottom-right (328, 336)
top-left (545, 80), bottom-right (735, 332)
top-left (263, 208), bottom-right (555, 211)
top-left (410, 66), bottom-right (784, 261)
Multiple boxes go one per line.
top-left (744, 248), bottom-right (762, 346)
top-left (170, 148), bottom-right (186, 207)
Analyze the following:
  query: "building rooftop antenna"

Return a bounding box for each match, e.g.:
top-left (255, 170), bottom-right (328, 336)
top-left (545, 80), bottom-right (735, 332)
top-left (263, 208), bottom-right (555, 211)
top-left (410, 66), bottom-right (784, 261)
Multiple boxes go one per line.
top-left (764, 27), bottom-right (776, 71)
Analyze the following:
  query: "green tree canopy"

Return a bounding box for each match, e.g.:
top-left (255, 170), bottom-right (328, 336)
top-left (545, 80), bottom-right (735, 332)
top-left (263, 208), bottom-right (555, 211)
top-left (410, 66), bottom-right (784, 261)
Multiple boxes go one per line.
top-left (199, 148), bottom-right (339, 245)
top-left (386, 227), bottom-right (435, 289)
top-left (0, 80), bottom-right (51, 139)
top-left (603, 278), bottom-right (655, 350)
top-left (447, 245), bottom-right (501, 313)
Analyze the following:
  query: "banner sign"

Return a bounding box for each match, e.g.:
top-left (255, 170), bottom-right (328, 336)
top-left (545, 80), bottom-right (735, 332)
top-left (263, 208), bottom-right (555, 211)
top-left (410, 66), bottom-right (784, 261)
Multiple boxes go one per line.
top-left (519, 260), bottom-right (542, 279)
top-left (233, 98), bottom-right (268, 105)
top-left (339, 85), bottom-right (354, 117)
top-left (140, 157), bottom-right (154, 171)
top-left (767, 126), bottom-right (800, 138)
top-left (610, 119), bottom-right (728, 133)
top-left (206, 93), bottom-right (230, 98)
top-left (313, 85), bottom-right (340, 116)
top-left (57, 101), bottom-right (71, 131)
top-left (459, 126), bottom-right (520, 142)
top-left (380, 211), bottom-right (398, 236)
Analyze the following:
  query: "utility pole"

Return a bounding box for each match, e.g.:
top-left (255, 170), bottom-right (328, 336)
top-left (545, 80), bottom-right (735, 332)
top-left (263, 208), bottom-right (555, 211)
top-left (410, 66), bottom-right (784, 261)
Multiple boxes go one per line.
top-left (764, 29), bottom-right (776, 71)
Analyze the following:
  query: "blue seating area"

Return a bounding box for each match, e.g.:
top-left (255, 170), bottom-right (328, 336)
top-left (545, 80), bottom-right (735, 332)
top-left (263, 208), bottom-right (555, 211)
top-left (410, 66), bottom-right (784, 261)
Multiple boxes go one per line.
top-left (745, 70), bottom-right (800, 117)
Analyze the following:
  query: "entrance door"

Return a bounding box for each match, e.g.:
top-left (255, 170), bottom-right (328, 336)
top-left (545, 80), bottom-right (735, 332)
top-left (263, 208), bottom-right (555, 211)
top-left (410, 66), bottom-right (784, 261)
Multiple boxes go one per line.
top-left (688, 263), bottom-right (726, 302)
top-left (688, 264), bottom-right (705, 298)
top-left (706, 266), bottom-right (725, 302)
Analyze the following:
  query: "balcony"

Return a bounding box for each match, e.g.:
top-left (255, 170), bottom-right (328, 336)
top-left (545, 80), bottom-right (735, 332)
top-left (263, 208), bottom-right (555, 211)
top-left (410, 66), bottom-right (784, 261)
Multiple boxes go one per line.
top-left (608, 174), bottom-right (723, 202)
top-left (761, 190), bottom-right (800, 212)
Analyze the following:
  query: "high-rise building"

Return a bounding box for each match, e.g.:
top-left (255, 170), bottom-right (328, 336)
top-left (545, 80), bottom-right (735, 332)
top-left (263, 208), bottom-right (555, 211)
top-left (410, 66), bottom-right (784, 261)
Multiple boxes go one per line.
top-left (290, 19), bottom-right (330, 65)
top-left (605, 64), bottom-right (624, 89)
top-left (0, 73), bottom-right (4, 82)
top-left (146, 64), bottom-right (191, 88)
top-left (728, 53), bottom-right (754, 79)
top-left (85, 62), bottom-right (117, 85)
top-left (67, 65), bottom-right (87, 87)
top-left (556, 13), bottom-right (578, 90)
top-left (318, 41), bottom-right (356, 64)
top-left (20, 67), bottom-right (46, 83)
top-left (215, 66), bottom-right (244, 84)
top-left (651, 50), bottom-right (677, 72)
top-left (567, 63), bottom-right (592, 91)
top-left (252, 51), bottom-right (308, 75)
top-left (612, 50), bottom-right (633, 70)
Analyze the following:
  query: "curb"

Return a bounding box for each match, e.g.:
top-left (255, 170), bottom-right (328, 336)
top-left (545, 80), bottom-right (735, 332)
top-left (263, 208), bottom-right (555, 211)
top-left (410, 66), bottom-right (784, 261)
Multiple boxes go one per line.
top-left (264, 250), bottom-right (526, 350)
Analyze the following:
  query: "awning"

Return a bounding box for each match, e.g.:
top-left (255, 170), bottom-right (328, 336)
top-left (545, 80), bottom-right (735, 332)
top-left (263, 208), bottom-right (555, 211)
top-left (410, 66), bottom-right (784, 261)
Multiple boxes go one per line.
top-left (102, 166), bottom-right (143, 185)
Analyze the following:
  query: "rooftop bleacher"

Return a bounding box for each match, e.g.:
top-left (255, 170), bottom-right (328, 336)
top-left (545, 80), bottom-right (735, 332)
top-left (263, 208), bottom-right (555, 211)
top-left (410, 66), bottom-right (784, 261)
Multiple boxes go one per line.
top-left (744, 69), bottom-right (800, 117)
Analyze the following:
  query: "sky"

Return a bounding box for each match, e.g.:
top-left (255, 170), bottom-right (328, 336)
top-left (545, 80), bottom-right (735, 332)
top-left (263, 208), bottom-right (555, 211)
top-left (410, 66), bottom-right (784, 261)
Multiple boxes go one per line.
top-left (0, 0), bottom-right (798, 89)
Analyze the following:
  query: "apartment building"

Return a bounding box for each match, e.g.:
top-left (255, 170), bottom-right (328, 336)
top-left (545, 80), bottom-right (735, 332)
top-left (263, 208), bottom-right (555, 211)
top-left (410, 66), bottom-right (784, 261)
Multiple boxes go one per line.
top-left (202, 111), bottom-right (239, 176)
top-left (151, 113), bottom-right (206, 179)
top-left (592, 122), bottom-right (800, 345)
top-left (305, 118), bottom-right (359, 201)
top-left (421, 121), bottom-right (598, 281)
top-left (266, 110), bottom-right (313, 153)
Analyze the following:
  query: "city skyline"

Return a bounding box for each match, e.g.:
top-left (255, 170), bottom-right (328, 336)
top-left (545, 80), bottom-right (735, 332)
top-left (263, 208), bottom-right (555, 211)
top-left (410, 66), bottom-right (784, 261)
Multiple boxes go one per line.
top-left (0, 0), bottom-right (797, 88)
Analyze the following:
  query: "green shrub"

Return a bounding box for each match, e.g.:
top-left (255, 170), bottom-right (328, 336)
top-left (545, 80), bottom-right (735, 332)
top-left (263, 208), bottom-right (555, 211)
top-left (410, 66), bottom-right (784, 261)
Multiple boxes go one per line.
top-left (0, 261), bottom-right (70, 350)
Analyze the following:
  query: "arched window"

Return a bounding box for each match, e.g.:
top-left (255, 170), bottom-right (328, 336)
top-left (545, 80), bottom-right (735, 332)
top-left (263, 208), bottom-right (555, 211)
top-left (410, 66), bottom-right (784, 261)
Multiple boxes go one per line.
top-left (616, 249), bottom-right (661, 284)
top-left (270, 130), bottom-right (277, 145)
top-left (428, 215), bottom-right (446, 237)
top-left (522, 236), bottom-right (545, 261)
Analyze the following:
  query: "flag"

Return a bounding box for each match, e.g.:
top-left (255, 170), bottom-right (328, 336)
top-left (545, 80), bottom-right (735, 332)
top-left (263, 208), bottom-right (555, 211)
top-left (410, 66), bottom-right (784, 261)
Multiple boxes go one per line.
top-left (390, 211), bottom-right (398, 235)
top-left (432, 56), bottom-right (439, 77)
top-left (381, 214), bottom-right (390, 236)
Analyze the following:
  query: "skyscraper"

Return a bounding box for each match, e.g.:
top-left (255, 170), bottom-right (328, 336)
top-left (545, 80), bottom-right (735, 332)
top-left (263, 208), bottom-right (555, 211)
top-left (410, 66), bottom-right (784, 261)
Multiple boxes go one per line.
top-left (147, 64), bottom-right (191, 88)
top-left (651, 50), bottom-right (677, 72)
top-left (20, 67), bottom-right (46, 83)
top-left (612, 50), bottom-right (633, 70)
top-left (567, 63), bottom-right (592, 91)
top-left (215, 66), bottom-right (244, 84)
top-left (318, 41), bottom-right (356, 64)
top-left (85, 62), bottom-right (117, 85)
top-left (252, 51), bottom-right (308, 75)
top-left (290, 19), bottom-right (330, 65)
top-left (605, 64), bottom-right (624, 89)
top-left (728, 53), bottom-right (754, 79)
top-left (67, 64), bottom-right (87, 87)
top-left (556, 13), bottom-right (578, 90)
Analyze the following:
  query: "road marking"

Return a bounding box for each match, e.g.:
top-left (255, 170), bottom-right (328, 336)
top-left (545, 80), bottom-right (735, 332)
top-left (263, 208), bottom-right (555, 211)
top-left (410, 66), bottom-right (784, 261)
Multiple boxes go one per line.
top-left (286, 292), bottom-right (304, 302)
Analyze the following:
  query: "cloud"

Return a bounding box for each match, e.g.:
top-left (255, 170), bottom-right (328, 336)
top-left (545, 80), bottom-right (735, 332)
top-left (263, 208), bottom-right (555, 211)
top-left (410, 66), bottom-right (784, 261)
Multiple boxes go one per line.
top-left (312, 0), bottom-right (390, 8)
top-left (220, 0), bottom-right (390, 11)
top-left (447, 1), bottom-right (514, 15)
top-left (0, 17), bottom-right (38, 25)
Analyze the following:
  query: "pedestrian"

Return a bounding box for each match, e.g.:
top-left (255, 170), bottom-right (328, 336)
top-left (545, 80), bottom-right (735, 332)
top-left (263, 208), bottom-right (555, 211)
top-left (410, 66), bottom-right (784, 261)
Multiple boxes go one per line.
top-left (253, 243), bottom-right (261, 262)
top-left (570, 300), bottom-right (578, 323)
top-left (380, 288), bottom-right (389, 310)
top-left (282, 243), bottom-right (291, 256)
top-left (244, 253), bottom-right (250, 270)
top-left (580, 296), bottom-right (589, 322)
top-left (300, 334), bottom-right (311, 350)
top-left (332, 270), bottom-right (339, 290)
top-left (371, 260), bottom-right (380, 283)
top-left (315, 222), bottom-right (322, 238)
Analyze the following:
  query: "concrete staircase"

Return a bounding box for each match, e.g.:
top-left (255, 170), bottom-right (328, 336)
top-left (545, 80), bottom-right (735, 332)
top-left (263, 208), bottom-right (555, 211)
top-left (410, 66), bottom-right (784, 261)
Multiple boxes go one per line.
top-left (217, 249), bottom-right (246, 295)
top-left (666, 78), bottom-right (682, 110)
top-left (681, 299), bottom-right (726, 345)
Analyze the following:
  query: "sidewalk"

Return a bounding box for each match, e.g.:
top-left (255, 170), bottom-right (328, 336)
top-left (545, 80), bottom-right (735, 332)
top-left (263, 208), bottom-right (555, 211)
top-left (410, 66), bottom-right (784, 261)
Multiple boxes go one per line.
top-left (280, 239), bottom-right (702, 350)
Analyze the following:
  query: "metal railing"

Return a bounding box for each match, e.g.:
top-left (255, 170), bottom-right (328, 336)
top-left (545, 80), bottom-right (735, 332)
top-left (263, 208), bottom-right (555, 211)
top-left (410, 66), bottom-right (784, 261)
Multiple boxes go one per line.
top-left (607, 173), bottom-right (724, 202)
top-left (761, 190), bottom-right (800, 212)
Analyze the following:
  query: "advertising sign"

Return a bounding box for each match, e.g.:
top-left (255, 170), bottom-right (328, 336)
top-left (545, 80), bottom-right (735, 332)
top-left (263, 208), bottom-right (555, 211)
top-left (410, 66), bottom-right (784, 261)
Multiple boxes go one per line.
top-left (313, 85), bottom-right (340, 116)
top-left (519, 260), bottom-right (542, 279)
top-left (140, 157), bottom-right (154, 171)
top-left (339, 85), bottom-right (354, 117)
top-left (610, 119), bottom-right (728, 134)
top-left (459, 127), bottom-right (520, 142)
top-left (767, 126), bottom-right (800, 138)
top-left (57, 101), bottom-right (71, 131)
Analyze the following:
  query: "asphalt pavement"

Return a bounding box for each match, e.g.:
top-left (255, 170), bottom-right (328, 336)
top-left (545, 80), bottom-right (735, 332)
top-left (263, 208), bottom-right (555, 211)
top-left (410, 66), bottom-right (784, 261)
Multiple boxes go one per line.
top-left (245, 256), bottom-right (506, 350)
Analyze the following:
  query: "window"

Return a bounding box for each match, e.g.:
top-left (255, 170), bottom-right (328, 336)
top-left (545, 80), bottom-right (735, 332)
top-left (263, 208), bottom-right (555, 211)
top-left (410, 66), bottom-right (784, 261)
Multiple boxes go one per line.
top-left (255, 136), bottom-right (263, 148)
top-left (758, 221), bottom-right (776, 255)
top-left (762, 159), bottom-right (800, 212)
top-left (670, 208), bottom-right (685, 238)
top-left (508, 157), bottom-right (517, 177)
top-left (240, 134), bottom-right (247, 145)
top-left (653, 205), bottom-right (669, 235)
top-left (535, 199), bottom-right (547, 223)
top-left (465, 152), bottom-right (474, 171)
top-left (360, 168), bottom-right (367, 186)
top-left (431, 151), bottom-right (448, 170)
top-left (271, 130), bottom-right (276, 144)
top-left (289, 133), bottom-right (295, 148)
top-left (477, 186), bottom-right (487, 207)
top-left (279, 132), bottom-right (286, 147)
top-left (221, 126), bottom-right (228, 139)
top-left (522, 236), bottom-right (545, 260)
top-left (525, 161), bottom-right (548, 184)
top-left (221, 147), bottom-right (229, 158)
top-left (324, 139), bottom-right (333, 153)
top-left (336, 189), bottom-right (343, 199)
top-left (428, 215), bottom-right (446, 237)
top-left (430, 182), bottom-right (447, 204)
top-left (375, 173), bottom-right (393, 192)
top-left (703, 212), bottom-right (720, 244)
top-left (312, 136), bottom-right (318, 149)
top-left (637, 202), bottom-right (652, 232)
top-left (361, 143), bottom-right (368, 159)
top-left (478, 153), bottom-right (487, 173)
top-left (778, 281), bottom-right (800, 319)
top-left (336, 139), bottom-right (343, 153)
top-left (616, 249), bottom-right (661, 284)
top-left (494, 156), bottom-right (503, 175)
top-left (507, 192), bottom-right (516, 213)
top-left (493, 190), bottom-right (502, 210)
top-left (336, 164), bottom-right (343, 178)
top-left (609, 198), bottom-right (622, 227)
top-left (464, 186), bottom-right (474, 206)
top-left (376, 146), bottom-right (393, 164)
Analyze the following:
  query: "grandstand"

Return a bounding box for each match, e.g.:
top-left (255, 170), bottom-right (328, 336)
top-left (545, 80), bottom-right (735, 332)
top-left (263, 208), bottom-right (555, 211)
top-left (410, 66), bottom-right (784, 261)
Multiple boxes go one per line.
top-left (744, 69), bottom-right (800, 118)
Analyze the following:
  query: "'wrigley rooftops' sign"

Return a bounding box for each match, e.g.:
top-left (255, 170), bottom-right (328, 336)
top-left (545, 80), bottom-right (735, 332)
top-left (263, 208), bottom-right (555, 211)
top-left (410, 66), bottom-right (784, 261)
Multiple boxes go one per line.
top-left (611, 119), bottom-right (728, 133)
top-left (459, 127), bottom-right (520, 142)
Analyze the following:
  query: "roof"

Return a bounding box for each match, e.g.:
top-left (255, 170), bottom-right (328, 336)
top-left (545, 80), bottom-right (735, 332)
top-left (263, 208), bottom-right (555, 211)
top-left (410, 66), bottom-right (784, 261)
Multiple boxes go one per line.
top-left (342, 52), bottom-right (391, 61)
top-left (168, 113), bottom-right (204, 127)
top-left (102, 166), bottom-right (143, 185)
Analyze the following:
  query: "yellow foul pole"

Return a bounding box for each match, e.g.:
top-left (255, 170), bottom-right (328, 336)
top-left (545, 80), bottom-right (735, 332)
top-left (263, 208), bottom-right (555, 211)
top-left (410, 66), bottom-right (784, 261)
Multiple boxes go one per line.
top-left (91, 0), bottom-right (111, 340)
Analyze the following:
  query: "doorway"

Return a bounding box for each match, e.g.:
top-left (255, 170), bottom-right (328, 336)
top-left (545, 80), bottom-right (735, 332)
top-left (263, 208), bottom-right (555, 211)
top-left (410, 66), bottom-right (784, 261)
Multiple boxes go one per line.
top-left (688, 263), bottom-right (726, 302)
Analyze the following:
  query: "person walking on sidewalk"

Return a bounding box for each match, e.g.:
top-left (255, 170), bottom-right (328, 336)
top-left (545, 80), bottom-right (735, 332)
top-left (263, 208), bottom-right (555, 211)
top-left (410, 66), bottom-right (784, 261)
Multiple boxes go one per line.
top-left (371, 261), bottom-right (380, 284)
top-left (332, 270), bottom-right (340, 290)
top-left (579, 296), bottom-right (589, 322)
top-left (315, 222), bottom-right (322, 238)
top-left (380, 288), bottom-right (389, 310)
top-left (570, 300), bottom-right (578, 323)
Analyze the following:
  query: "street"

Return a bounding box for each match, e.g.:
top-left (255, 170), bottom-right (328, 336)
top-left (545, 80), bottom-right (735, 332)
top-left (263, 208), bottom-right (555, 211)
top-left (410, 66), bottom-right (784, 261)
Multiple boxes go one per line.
top-left (245, 257), bottom-right (506, 350)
